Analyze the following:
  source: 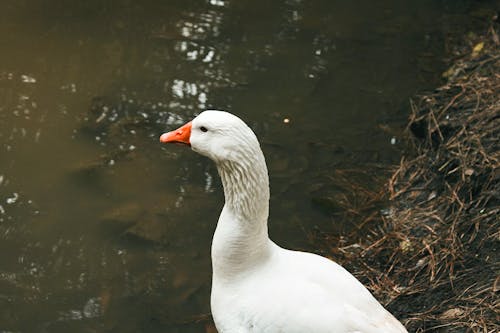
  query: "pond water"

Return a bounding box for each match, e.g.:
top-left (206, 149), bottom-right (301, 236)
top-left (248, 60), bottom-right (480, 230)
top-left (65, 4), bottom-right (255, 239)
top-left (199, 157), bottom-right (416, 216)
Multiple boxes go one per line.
top-left (0, 0), bottom-right (493, 332)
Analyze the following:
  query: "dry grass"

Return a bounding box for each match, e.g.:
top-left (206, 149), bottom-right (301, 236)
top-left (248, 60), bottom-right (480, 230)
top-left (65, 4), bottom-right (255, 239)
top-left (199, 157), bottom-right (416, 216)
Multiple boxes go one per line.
top-left (321, 24), bottom-right (499, 332)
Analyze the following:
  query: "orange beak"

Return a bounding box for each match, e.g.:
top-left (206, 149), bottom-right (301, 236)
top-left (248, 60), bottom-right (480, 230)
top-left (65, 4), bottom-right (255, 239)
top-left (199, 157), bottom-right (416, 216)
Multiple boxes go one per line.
top-left (159, 121), bottom-right (192, 146)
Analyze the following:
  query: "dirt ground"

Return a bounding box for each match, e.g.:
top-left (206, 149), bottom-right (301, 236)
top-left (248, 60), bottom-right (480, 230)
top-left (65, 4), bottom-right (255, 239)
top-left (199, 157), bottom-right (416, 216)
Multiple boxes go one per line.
top-left (320, 19), bottom-right (499, 333)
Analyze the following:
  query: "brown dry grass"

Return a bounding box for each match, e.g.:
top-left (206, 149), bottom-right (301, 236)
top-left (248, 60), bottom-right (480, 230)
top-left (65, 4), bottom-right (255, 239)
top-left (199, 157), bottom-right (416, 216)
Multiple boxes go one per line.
top-left (321, 24), bottom-right (499, 332)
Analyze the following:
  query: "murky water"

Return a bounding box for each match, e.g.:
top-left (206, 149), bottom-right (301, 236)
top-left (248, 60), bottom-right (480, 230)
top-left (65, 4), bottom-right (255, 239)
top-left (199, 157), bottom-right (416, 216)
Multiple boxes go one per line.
top-left (0, 1), bottom-right (494, 332)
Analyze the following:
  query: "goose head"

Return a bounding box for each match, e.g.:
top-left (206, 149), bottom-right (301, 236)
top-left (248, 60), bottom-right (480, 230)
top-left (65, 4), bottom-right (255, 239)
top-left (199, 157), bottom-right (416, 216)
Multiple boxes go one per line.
top-left (160, 110), bottom-right (261, 163)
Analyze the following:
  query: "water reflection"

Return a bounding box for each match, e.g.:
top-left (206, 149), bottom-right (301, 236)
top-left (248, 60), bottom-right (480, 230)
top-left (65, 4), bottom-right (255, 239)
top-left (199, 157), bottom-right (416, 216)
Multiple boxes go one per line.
top-left (0, 0), bottom-right (490, 331)
top-left (169, 7), bottom-right (234, 115)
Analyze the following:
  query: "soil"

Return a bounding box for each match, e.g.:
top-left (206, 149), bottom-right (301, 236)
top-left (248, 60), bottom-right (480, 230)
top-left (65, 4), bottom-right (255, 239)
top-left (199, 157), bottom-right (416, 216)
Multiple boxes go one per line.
top-left (319, 18), bottom-right (499, 333)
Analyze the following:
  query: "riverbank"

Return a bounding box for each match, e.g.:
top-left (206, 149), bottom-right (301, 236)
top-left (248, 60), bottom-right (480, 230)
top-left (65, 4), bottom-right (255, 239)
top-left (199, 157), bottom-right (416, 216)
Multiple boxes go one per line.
top-left (323, 19), bottom-right (499, 332)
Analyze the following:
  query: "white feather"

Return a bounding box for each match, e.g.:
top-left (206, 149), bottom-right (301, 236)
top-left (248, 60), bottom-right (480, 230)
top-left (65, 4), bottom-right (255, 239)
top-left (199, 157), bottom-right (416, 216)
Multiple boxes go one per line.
top-left (183, 110), bottom-right (407, 333)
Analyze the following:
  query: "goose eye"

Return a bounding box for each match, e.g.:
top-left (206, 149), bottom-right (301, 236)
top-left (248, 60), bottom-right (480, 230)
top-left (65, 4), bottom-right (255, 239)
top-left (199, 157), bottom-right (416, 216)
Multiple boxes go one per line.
top-left (200, 126), bottom-right (208, 132)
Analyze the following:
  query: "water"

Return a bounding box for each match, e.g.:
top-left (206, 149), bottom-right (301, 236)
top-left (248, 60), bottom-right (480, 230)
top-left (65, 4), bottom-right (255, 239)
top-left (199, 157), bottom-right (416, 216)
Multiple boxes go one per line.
top-left (0, 0), bottom-right (493, 332)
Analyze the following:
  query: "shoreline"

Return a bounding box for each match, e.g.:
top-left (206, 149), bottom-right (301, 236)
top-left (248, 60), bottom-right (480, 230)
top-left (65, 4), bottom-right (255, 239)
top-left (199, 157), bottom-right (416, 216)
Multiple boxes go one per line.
top-left (324, 18), bottom-right (499, 333)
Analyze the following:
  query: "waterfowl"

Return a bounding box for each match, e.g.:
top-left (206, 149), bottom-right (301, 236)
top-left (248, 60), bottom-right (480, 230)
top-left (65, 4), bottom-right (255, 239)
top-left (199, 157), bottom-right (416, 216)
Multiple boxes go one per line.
top-left (160, 110), bottom-right (407, 333)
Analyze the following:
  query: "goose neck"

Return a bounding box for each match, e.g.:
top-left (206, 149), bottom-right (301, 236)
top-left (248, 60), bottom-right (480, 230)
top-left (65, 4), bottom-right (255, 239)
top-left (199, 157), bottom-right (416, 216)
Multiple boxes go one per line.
top-left (216, 152), bottom-right (269, 221)
top-left (211, 150), bottom-right (272, 280)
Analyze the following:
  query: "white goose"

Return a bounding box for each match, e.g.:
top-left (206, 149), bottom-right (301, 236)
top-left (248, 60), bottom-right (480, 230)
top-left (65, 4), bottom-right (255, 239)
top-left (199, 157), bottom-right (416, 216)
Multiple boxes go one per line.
top-left (160, 110), bottom-right (407, 333)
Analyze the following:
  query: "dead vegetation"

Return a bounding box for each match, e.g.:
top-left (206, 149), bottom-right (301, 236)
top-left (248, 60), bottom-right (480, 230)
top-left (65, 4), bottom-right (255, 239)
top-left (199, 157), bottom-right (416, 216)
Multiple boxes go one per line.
top-left (322, 24), bottom-right (499, 332)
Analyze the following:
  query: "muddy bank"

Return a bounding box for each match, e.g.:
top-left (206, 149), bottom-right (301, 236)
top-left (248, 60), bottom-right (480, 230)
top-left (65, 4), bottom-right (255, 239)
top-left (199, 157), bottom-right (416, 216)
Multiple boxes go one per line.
top-left (321, 19), bottom-right (499, 333)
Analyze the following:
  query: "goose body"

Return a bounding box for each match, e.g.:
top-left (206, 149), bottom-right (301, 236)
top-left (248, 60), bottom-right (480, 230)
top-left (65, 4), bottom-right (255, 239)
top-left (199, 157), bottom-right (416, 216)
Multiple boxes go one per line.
top-left (160, 110), bottom-right (407, 333)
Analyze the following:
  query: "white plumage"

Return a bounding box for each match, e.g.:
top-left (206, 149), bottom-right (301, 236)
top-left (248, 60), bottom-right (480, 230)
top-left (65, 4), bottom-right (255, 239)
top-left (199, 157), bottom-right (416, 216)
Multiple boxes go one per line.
top-left (160, 110), bottom-right (407, 333)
